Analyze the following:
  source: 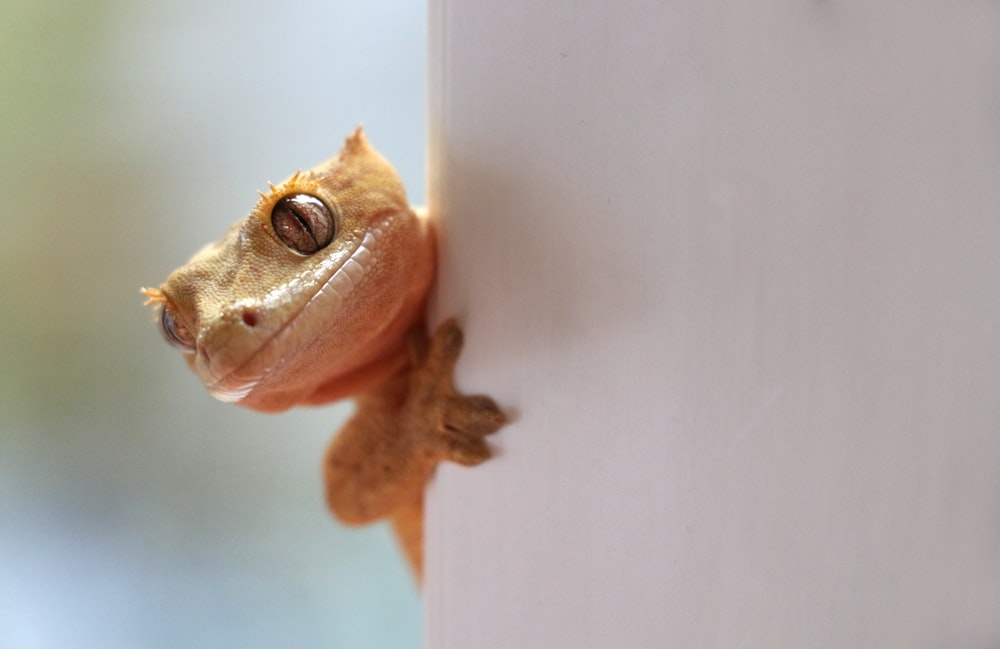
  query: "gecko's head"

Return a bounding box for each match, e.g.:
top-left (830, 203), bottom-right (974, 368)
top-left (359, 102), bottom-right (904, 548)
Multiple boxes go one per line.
top-left (143, 128), bottom-right (434, 412)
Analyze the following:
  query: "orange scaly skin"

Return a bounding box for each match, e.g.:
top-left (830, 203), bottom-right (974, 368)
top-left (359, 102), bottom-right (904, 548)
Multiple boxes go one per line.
top-left (143, 129), bottom-right (505, 580)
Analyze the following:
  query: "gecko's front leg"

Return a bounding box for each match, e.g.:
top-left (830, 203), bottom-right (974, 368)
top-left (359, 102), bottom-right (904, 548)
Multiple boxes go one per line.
top-left (144, 130), bottom-right (505, 582)
top-left (323, 319), bottom-right (506, 577)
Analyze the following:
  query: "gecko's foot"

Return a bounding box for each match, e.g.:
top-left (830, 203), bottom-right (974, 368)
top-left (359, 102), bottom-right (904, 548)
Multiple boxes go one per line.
top-left (406, 319), bottom-right (506, 466)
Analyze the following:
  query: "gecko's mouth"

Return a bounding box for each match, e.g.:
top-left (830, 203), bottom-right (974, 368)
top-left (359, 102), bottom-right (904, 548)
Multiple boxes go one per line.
top-left (201, 218), bottom-right (391, 405)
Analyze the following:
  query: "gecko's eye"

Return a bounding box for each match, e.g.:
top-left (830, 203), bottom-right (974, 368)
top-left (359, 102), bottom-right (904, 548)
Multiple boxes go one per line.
top-left (159, 306), bottom-right (196, 353)
top-left (271, 194), bottom-right (335, 254)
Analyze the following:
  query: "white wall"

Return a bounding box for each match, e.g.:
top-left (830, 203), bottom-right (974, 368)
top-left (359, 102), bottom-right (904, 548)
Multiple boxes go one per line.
top-left (426, 2), bottom-right (1000, 647)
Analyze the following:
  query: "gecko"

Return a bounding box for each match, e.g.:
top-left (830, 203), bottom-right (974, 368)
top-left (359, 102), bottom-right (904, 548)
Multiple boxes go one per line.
top-left (142, 128), bottom-right (505, 580)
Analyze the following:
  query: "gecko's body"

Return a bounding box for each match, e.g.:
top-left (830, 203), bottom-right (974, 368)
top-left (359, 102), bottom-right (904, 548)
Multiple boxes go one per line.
top-left (144, 129), bottom-right (504, 579)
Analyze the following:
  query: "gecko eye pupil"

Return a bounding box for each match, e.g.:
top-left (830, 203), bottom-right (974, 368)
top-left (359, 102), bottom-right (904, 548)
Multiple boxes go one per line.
top-left (271, 194), bottom-right (335, 254)
top-left (159, 306), bottom-right (196, 353)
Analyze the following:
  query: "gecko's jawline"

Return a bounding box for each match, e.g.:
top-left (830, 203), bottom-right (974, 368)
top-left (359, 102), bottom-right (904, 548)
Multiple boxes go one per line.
top-left (204, 223), bottom-right (388, 404)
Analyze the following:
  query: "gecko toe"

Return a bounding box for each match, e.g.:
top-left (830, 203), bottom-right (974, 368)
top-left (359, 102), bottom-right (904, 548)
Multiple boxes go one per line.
top-left (430, 319), bottom-right (464, 365)
top-left (440, 395), bottom-right (506, 437)
top-left (441, 434), bottom-right (492, 466)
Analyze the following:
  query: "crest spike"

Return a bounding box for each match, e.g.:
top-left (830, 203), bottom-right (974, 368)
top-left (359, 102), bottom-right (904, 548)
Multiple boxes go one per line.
top-left (141, 286), bottom-right (166, 307)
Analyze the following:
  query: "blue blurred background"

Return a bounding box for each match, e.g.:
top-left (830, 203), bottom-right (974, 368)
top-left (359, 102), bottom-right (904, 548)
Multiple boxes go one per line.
top-left (0, 1), bottom-right (426, 647)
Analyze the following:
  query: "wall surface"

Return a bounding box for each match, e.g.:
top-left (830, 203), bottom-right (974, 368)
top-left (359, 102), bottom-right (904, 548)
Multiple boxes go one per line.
top-left (426, 2), bottom-right (1000, 648)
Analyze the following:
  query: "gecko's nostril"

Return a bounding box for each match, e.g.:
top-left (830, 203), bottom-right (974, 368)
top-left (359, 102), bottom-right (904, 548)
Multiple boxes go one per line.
top-left (242, 308), bottom-right (258, 328)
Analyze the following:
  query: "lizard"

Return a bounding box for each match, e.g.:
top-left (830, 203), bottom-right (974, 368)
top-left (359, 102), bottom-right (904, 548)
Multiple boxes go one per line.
top-left (142, 127), bottom-right (505, 581)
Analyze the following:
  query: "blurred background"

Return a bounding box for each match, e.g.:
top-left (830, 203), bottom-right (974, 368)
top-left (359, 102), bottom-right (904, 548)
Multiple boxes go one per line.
top-left (0, 1), bottom-right (425, 647)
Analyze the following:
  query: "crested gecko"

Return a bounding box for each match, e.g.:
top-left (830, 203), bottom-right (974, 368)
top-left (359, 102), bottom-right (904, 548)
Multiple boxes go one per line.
top-left (142, 128), bottom-right (505, 580)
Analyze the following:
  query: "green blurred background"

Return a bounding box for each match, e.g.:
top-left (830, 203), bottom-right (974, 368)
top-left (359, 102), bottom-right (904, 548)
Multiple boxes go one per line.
top-left (0, 1), bottom-right (426, 646)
